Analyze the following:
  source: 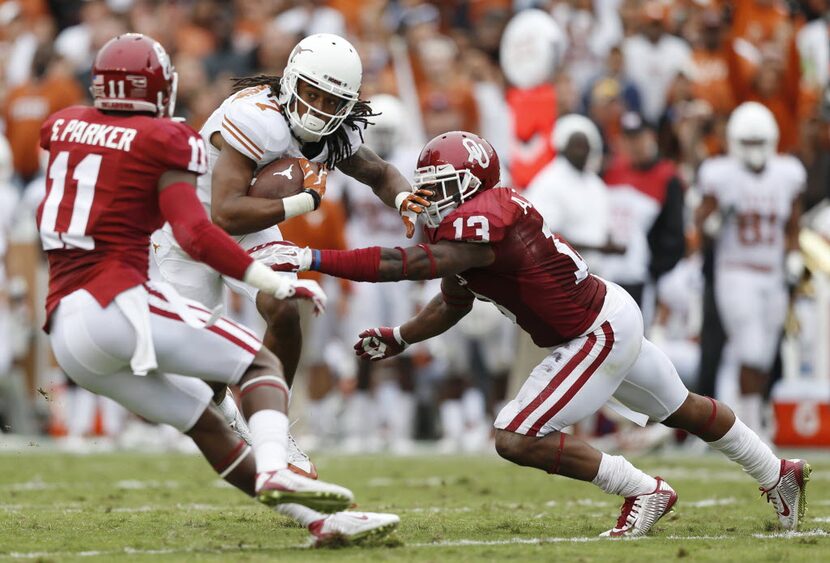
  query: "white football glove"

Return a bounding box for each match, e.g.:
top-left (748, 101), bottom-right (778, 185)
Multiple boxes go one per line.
top-left (243, 261), bottom-right (326, 314)
top-left (250, 242), bottom-right (312, 273)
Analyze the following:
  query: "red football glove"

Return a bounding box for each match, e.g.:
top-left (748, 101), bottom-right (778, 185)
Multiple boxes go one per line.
top-left (354, 326), bottom-right (409, 361)
top-left (397, 188), bottom-right (434, 238)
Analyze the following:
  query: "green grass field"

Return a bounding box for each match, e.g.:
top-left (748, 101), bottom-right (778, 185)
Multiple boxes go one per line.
top-left (0, 449), bottom-right (828, 561)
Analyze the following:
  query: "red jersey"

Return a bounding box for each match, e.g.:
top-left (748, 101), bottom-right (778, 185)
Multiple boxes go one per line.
top-left (425, 187), bottom-right (606, 347)
top-left (38, 105), bottom-right (208, 324)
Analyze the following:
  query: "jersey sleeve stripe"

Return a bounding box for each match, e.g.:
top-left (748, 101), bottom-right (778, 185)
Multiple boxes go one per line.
top-left (222, 117), bottom-right (264, 160)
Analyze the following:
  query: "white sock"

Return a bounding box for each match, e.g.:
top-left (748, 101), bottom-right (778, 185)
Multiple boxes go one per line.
top-left (248, 410), bottom-right (289, 473)
top-left (275, 503), bottom-right (324, 526)
top-left (736, 393), bottom-right (763, 436)
top-left (591, 453), bottom-right (658, 497)
top-left (708, 417), bottom-right (780, 489)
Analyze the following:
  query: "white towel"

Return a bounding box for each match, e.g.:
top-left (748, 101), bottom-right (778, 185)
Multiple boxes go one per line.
top-left (114, 282), bottom-right (222, 376)
top-left (114, 285), bottom-right (157, 376)
top-left (605, 397), bottom-right (649, 427)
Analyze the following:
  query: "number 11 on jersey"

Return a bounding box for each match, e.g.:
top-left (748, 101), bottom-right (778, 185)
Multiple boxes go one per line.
top-left (40, 151), bottom-right (103, 251)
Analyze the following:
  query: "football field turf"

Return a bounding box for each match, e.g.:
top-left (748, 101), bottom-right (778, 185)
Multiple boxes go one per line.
top-left (1, 449), bottom-right (828, 561)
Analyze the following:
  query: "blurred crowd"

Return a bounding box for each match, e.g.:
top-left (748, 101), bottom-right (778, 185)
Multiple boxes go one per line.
top-left (1, 0), bottom-right (829, 452)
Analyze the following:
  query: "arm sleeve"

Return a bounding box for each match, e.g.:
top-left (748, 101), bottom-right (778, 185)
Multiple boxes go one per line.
top-left (647, 176), bottom-right (686, 280)
top-left (158, 182), bottom-right (253, 280)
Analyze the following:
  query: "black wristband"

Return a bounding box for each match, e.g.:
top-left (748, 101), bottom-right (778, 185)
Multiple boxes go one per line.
top-left (303, 188), bottom-right (322, 210)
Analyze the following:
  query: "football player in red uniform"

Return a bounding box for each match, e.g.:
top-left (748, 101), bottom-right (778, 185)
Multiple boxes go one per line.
top-left (271, 131), bottom-right (811, 536)
top-left (38, 34), bottom-right (399, 543)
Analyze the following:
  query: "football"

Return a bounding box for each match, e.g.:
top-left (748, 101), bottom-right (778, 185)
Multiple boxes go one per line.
top-left (248, 157), bottom-right (304, 199)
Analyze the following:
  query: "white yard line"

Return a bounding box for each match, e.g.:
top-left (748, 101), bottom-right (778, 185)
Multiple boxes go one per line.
top-left (3, 530), bottom-right (829, 558)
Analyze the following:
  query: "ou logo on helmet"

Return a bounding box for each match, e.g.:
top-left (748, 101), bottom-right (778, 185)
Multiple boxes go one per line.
top-left (463, 138), bottom-right (490, 168)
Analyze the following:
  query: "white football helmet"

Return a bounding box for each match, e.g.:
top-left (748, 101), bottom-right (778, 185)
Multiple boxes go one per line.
top-left (279, 33), bottom-right (362, 143)
top-left (364, 94), bottom-right (404, 158)
top-left (727, 101), bottom-right (779, 171)
top-left (552, 114), bottom-right (603, 174)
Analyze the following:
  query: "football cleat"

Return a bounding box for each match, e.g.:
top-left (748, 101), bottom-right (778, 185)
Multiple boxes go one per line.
top-left (308, 511), bottom-right (400, 546)
top-left (287, 431), bottom-right (318, 479)
top-left (761, 458), bottom-right (811, 530)
top-left (601, 478), bottom-right (677, 538)
top-left (256, 469), bottom-right (352, 513)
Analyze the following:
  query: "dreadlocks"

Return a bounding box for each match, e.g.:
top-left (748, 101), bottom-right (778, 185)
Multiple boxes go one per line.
top-left (230, 75), bottom-right (378, 168)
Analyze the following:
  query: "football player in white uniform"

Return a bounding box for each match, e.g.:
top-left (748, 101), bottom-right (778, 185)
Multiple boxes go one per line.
top-left (695, 102), bottom-right (805, 437)
top-left (153, 34), bottom-right (423, 538)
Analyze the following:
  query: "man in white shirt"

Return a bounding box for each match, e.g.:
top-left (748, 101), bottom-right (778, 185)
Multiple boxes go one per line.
top-left (525, 113), bottom-right (612, 273)
top-left (622, 2), bottom-right (692, 123)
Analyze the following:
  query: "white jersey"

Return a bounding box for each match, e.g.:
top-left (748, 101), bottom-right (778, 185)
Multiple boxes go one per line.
top-left (601, 186), bottom-right (660, 285)
top-left (196, 85), bottom-right (364, 213)
top-left (699, 155), bottom-right (805, 276)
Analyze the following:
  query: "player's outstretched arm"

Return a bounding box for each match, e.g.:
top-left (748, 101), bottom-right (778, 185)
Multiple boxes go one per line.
top-left (338, 145), bottom-right (408, 208)
top-left (401, 277), bottom-right (475, 343)
top-left (337, 145), bottom-right (429, 238)
top-left (354, 277), bottom-right (474, 361)
top-left (300, 240), bottom-right (496, 282)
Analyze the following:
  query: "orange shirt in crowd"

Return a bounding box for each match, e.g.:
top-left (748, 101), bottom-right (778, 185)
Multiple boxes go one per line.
top-left (279, 198), bottom-right (351, 295)
top-left (3, 74), bottom-right (83, 179)
top-left (690, 49), bottom-right (735, 116)
top-left (727, 0), bottom-right (801, 151)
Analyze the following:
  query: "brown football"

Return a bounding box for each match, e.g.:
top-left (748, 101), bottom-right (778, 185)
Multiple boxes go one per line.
top-left (248, 157), bottom-right (304, 199)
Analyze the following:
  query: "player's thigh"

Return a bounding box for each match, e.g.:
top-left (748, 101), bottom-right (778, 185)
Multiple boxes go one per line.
top-left (612, 337), bottom-right (690, 423)
top-left (494, 296), bottom-right (643, 437)
top-left (146, 285), bottom-right (261, 385)
top-left (61, 353), bottom-right (211, 431)
top-left (152, 230), bottom-right (224, 307)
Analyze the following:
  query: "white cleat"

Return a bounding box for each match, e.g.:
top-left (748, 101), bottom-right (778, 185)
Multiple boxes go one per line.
top-left (601, 477), bottom-right (677, 538)
top-left (287, 431), bottom-right (318, 479)
top-left (308, 511), bottom-right (400, 546)
top-left (761, 459), bottom-right (811, 530)
top-left (255, 468), bottom-right (353, 513)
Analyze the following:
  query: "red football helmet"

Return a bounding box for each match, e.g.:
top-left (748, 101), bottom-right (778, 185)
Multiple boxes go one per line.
top-left (91, 34), bottom-right (178, 117)
top-left (413, 131), bottom-right (500, 227)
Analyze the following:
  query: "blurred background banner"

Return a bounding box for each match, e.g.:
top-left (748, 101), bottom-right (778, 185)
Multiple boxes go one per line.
top-left (1, 0), bottom-right (830, 453)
